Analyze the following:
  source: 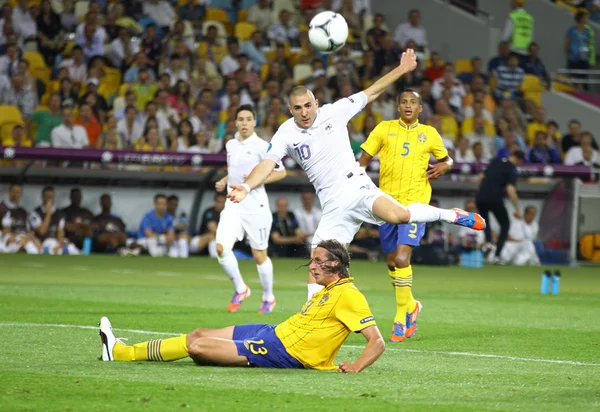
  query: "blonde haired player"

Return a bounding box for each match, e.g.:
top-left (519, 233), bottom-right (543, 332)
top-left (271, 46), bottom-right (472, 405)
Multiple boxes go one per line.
top-left (359, 88), bottom-right (455, 342)
top-left (228, 49), bottom-right (485, 300)
top-left (214, 104), bottom-right (286, 314)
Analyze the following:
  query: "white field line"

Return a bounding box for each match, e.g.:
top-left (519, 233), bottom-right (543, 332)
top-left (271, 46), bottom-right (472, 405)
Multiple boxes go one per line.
top-left (0, 322), bottom-right (597, 367)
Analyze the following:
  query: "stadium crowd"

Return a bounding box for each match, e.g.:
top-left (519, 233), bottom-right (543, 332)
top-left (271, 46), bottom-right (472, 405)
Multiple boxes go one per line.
top-left (0, 0), bottom-right (597, 167)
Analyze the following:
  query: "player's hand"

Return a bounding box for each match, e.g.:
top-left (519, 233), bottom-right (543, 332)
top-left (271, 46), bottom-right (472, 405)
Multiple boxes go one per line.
top-left (399, 48), bottom-right (417, 73)
top-left (338, 361), bottom-right (361, 373)
top-left (215, 178), bottom-right (227, 192)
top-left (426, 162), bottom-right (451, 180)
top-left (227, 184), bottom-right (249, 203)
top-left (513, 211), bottom-right (522, 219)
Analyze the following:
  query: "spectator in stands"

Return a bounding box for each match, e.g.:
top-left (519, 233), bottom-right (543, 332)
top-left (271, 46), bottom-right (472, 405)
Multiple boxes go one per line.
top-left (137, 126), bottom-right (166, 152)
top-left (431, 63), bottom-right (466, 111)
top-left (29, 186), bottom-right (80, 255)
top-left (178, 1), bottom-right (205, 35)
top-left (80, 77), bottom-right (109, 121)
top-left (455, 137), bottom-right (475, 163)
top-left (526, 107), bottom-right (556, 145)
top-left (36, 0), bottom-right (64, 67)
top-left (500, 205), bottom-right (540, 266)
top-left (59, 46), bottom-right (87, 85)
top-left (199, 25), bottom-right (227, 66)
top-left (135, 194), bottom-right (177, 257)
top-left (140, 24), bottom-right (162, 74)
top-left (166, 195), bottom-right (190, 259)
top-left (93, 194), bottom-right (127, 253)
top-left (457, 56), bottom-right (489, 86)
top-left (374, 33), bottom-right (402, 76)
top-left (457, 199), bottom-right (485, 253)
top-left (132, 71), bottom-right (158, 114)
top-left (464, 99), bottom-right (495, 129)
top-left (366, 13), bottom-right (388, 50)
top-left (175, 119), bottom-right (197, 152)
top-left (464, 117), bottom-right (495, 159)
top-left (51, 106), bottom-right (89, 148)
top-left (191, 192), bottom-right (226, 257)
top-left (60, 0), bottom-right (77, 32)
top-left (169, 80), bottom-right (192, 118)
top-left (220, 38), bottom-right (241, 77)
top-left (108, 26), bottom-right (138, 71)
top-left (565, 10), bottom-right (595, 84)
top-left (189, 102), bottom-right (213, 133)
top-left (155, 88), bottom-right (180, 128)
top-left (271, 197), bottom-right (306, 258)
top-left (76, 10), bottom-right (107, 43)
top-left (62, 188), bottom-right (95, 253)
top-left (242, 31), bottom-right (267, 70)
top-left (77, 23), bottom-right (105, 61)
top-left (502, 0), bottom-right (534, 56)
top-left (521, 42), bottom-right (550, 86)
top-left (117, 105), bottom-right (144, 148)
top-left (13, 0), bottom-right (37, 43)
top-left (248, 0), bottom-right (274, 31)
top-left (165, 20), bottom-right (194, 57)
top-left (142, 0), bottom-right (176, 31)
top-left (1, 72), bottom-right (37, 119)
top-left (562, 119), bottom-right (599, 153)
top-left (97, 116), bottom-right (123, 149)
top-left (27, 93), bottom-right (62, 147)
top-left (268, 10), bottom-right (300, 47)
top-left (164, 54), bottom-right (189, 87)
top-left (8, 123), bottom-right (31, 148)
top-left (527, 131), bottom-right (562, 164)
top-left (294, 191), bottom-right (322, 250)
top-left (393, 9), bottom-right (427, 49)
top-left (220, 78), bottom-right (253, 110)
top-left (433, 100), bottom-right (458, 142)
top-left (492, 53), bottom-right (525, 102)
top-left (488, 41), bottom-right (510, 75)
top-left (472, 142), bottom-right (489, 163)
top-left (463, 76), bottom-right (496, 114)
top-left (1, 183), bottom-right (40, 254)
top-left (545, 120), bottom-right (561, 150)
top-left (75, 103), bottom-right (102, 148)
top-left (565, 132), bottom-right (599, 165)
top-left (56, 77), bottom-right (77, 108)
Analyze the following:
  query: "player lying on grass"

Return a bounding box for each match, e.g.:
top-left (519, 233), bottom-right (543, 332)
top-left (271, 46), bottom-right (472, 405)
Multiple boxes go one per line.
top-left (228, 48), bottom-right (485, 301)
top-left (99, 239), bottom-right (385, 372)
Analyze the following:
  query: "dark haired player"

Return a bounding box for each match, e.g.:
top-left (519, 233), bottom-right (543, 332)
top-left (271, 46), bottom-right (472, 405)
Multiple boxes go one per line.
top-left (359, 89), bottom-right (454, 342)
top-left (99, 240), bottom-right (385, 372)
top-left (213, 104), bottom-right (286, 314)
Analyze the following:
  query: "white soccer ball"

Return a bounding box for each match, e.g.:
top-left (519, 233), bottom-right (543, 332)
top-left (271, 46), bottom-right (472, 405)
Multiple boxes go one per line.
top-left (308, 11), bottom-right (349, 54)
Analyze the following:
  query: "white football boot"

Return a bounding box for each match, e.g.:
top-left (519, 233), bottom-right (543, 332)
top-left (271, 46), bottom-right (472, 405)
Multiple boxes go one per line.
top-left (98, 316), bottom-right (117, 361)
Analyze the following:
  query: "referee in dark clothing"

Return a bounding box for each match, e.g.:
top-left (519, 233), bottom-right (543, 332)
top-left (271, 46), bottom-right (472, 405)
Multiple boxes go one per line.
top-left (475, 151), bottom-right (525, 263)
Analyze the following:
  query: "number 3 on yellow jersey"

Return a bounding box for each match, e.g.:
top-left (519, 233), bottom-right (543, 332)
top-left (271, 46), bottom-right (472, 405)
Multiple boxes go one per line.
top-left (244, 339), bottom-right (268, 355)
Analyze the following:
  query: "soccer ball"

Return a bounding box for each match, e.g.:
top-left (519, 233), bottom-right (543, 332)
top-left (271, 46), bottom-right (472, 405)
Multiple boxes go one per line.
top-left (308, 11), bottom-right (349, 54)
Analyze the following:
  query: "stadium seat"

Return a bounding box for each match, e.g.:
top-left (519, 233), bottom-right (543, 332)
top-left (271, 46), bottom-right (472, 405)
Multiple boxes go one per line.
top-left (293, 64), bottom-right (312, 83)
top-left (521, 74), bottom-right (545, 107)
top-left (0, 105), bottom-right (23, 146)
top-left (202, 21), bottom-right (228, 38)
top-left (113, 96), bottom-right (125, 112)
top-left (234, 22), bottom-right (256, 42)
top-left (455, 59), bottom-right (472, 74)
top-left (206, 8), bottom-right (229, 23)
top-left (272, 0), bottom-right (295, 19)
top-left (238, 9), bottom-right (248, 22)
top-left (23, 51), bottom-right (50, 84)
top-left (74, 1), bottom-right (89, 23)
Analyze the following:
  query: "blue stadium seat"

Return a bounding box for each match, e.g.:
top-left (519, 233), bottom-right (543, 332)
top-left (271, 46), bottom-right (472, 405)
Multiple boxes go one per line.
top-left (460, 250), bottom-right (484, 268)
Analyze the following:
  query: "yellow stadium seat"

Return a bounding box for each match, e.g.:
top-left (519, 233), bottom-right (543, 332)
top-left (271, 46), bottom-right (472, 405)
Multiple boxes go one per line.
top-left (0, 105), bottom-right (23, 126)
top-left (238, 9), bottom-right (248, 22)
top-left (202, 20), bottom-right (228, 38)
top-left (455, 59), bottom-right (472, 74)
top-left (293, 64), bottom-right (312, 83)
top-left (521, 74), bottom-right (545, 107)
top-left (264, 50), bottom-right (276, 62)
top-left (234, 22), bottom-right (256, 42)
top-left (119, 83), bottom-right (131, 97)
top-left (75, 1), bottom-right (89, 22)
top-left (260, 63), bottom-right (270, 82)
top-left (206, 8), bottom-right (229, 23)
top-left (23, 51), bottom-right (46, 70)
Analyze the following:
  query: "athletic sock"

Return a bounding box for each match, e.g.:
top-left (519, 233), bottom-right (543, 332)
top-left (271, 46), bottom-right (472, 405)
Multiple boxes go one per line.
top-left (218, 252), bottom-right (246, 293)
top-left (113, 335), bottom-right (188, 361)
top-left (24, 241), bottom-right (39, 254)
top-left (407, 203), bottom-right (456, 224)
top-left (168, 243), bottom-right (179, 258)
top-left (389, 266), bottom-right (414, 324)
top-left (307, 283), bottom-right (324, 300)
top-left (257, 257), bottom-right (275, 302)
top-left (178, 238), bottom-right (189, 258)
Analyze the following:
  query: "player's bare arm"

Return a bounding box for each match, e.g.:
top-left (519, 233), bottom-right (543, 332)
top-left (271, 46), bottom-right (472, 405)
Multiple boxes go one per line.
top-left (338, 325), bottom-right (385, 373)
top-left (228, 159), bottom-right (277, 203)
top-left (363, 49), bottom-right (418, 104)
top-left (427, 155), bottom-right (454, 180)
top-left (262, 169), bottom-right (287, 184)
top-left (358, 151), bottom-right (374, 169)
top-left (215, 176), bottom-right (228, 192)
top-left (506, 184), bottom-right (521, 219)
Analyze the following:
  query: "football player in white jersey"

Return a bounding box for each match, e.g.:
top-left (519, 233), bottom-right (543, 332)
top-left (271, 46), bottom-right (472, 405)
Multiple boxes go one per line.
top-left (228, 50), bottom-right (485, 299)
top-left (214, 105), bottom-right (287, 314)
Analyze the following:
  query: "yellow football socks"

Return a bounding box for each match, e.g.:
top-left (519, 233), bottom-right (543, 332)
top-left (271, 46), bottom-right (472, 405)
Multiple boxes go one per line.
top-left (113, 335), bottom-right (189, 362)
top-left (389, 266), bottom-right (416, 324)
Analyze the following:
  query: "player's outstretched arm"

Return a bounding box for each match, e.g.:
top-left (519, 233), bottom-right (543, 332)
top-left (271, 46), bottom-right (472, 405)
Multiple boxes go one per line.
top-left (426, 155), bottom-right (454, 180)
top-left (263, 168), bottom-right (287, 184)
top-left (338, 325), bottom-right (385, 373)
top-left (363, 49), bottom-right (417, 104)
top-left (228, 159), bottom-right (277, 203)
top-left (215, 176), bottom-right (228, 192)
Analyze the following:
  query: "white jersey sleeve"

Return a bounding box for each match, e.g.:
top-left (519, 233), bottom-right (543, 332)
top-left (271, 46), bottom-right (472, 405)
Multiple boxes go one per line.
top-left (328, 92), bottom-right (368, 124)
top-left (28, 211), bottom-right (42, 229)
top-left (265, 128), bottom-right (290, 165)
top-left (2, 211), bottom-right (11, 229)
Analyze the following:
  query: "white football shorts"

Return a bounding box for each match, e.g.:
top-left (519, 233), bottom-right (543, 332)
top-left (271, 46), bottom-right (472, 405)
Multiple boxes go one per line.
top-left (216, 208), bottom-right (272, 251)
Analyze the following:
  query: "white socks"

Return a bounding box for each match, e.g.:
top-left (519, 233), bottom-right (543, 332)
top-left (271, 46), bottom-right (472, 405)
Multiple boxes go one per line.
top-left (307, 283), bottom-right (324, 300)
top-left (178, 238), bottom-right (189, 258)
top-left (407, 203), bottom-right (456, 224)
top-left (218, 252), bottom-right (247, 293)
top-left (208, 240), bottom-right (218, 258)
top-left (24, 241), bottom-right (39, 254)
top-left (147, 238), bottom-right (162, 257)
top-left (257, 258), bottom-right (275, 302)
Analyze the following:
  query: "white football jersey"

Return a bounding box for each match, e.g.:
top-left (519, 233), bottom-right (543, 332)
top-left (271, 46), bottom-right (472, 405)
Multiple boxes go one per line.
top-left (265, 92), bottom-right (368, 206)
top-left (226, 133), bottom-right (280, 215)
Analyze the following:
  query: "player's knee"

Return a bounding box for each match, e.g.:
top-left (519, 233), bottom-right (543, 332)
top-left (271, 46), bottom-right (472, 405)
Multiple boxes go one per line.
top-left (394, 253), bottom-right (411, 269)
top-left (389, 208), bottom-right (410, 225)
top-left (187, 339), bottom-right (206, 358)
top-left (216, 243), bottom-right (224, 257)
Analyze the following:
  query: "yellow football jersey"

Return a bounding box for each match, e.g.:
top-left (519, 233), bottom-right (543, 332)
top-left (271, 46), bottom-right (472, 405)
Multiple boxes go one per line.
top-left (361, 120), bottom-right (448, 205)
top-left (275, 278), bottom-right (376, 370)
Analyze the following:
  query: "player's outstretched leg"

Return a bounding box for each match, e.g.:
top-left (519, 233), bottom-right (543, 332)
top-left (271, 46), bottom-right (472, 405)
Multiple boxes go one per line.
top-left (216, 243), bottom-right (251, 313)
top-left (252, 248), bottom-right (276, 314)
top-left (372, 196), bottom-right (485, 230)
top-left (98, 317), bottom-right (236, 362)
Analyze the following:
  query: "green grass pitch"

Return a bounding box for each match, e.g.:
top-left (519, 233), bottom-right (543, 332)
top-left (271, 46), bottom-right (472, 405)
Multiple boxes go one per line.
top-left (0, 254), bottom-right (599, 411)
